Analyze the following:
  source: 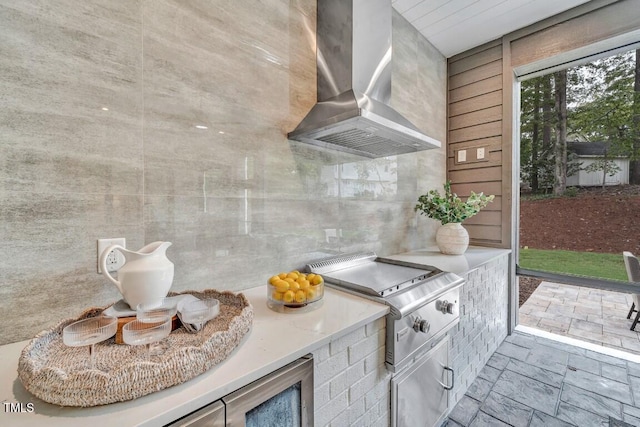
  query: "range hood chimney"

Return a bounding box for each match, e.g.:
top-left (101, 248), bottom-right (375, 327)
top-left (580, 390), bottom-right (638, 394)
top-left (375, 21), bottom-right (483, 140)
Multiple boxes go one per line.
top-left (288, 0), bottom-right (441, 158)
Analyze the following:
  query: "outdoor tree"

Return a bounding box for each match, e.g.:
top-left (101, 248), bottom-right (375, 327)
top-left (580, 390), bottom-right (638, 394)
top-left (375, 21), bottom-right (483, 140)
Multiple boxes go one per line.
top-left (519, 76), bottom-right (540, 190)
top-left (542, 76), bottom-right (554, 186)
top-left (583, 157), bottom-right (622, 189)
top-left (570, 51), bottom-right (637, 186)
top-left (631, 48), bottom-right (640, 184)
top-left (520, 49), bottom-right (638, 193)
top-left (554, 69), bottom-right (568, 196)
top-left (520, 74), bottom-right (557, 192)
top-left (570, 51), bottom-right (636, 147)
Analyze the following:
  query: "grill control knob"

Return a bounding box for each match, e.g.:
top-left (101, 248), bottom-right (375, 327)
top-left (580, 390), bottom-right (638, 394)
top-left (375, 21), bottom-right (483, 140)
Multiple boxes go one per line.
top-left (413, 318), bottom-right (430, 333)
top-left (437, 300), bottom-right (455, 314)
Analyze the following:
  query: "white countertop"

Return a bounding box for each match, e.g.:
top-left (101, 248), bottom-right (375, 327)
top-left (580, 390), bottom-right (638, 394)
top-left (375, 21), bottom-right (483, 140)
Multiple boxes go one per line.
top-left (386, 246), bottom-right (511, 275)
top-left (0, 285), bottom-right (388, 427)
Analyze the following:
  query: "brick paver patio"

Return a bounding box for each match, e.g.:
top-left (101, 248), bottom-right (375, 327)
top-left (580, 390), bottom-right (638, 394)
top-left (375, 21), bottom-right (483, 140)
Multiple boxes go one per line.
top-left (519, 281), bottom-right (640, 356)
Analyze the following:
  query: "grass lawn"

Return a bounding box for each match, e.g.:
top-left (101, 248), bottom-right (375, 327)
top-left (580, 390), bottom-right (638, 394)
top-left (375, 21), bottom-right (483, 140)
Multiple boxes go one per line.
top-left (519, 248), bottom-right (628, 282)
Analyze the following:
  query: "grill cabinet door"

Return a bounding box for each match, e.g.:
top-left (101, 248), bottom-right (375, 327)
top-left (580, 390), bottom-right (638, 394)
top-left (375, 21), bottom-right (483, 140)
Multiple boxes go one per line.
top-left (391, 337), bottom-right (450, 427)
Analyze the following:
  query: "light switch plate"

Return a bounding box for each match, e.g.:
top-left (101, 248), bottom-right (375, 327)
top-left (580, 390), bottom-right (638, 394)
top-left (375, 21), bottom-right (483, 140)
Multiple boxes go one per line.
top-left (477, 147), bottom-right (485, 159)
top-left (457, 150), bottom-right (467, 162)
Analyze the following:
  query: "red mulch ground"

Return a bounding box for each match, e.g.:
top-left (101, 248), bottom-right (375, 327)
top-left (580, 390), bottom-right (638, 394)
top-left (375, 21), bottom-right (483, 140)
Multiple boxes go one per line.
top-left (518, 185), bottom-right (640, 305)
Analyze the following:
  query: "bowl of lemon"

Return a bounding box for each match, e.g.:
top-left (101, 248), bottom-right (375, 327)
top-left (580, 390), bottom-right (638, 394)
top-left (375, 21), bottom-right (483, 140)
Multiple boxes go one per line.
top-left (267, 271), bottom-right (324, 312)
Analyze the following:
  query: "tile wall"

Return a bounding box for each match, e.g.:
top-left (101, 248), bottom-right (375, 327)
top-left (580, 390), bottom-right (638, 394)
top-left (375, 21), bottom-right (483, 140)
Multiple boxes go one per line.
top-left (449, 254), bottom-right (510, 406)
top-left (313, 317), bottom-right (390, 427)
top-left (0, 0), bottom-right (447, 344)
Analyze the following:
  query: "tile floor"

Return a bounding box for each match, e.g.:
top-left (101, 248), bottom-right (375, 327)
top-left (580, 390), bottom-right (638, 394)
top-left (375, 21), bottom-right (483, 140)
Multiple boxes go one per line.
top-left (519, 281), bottom-right (640, 356)
top-left (444, 331), bottom-right (640, 427)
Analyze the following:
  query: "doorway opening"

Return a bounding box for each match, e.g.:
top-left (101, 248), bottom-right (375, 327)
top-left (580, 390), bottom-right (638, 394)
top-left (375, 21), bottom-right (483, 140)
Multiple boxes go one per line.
top-left (516, 47), bottom-right (640, 355)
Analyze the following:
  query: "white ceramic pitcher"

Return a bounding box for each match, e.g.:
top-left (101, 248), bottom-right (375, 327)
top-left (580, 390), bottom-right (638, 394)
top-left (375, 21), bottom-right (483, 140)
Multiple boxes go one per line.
top-left (100, 241), bottom-right (174, 309)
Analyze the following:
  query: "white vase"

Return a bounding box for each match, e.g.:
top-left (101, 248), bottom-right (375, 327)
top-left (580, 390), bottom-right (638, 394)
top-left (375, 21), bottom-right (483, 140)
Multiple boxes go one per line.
top-left (435, 223), bottom-right (469, 255)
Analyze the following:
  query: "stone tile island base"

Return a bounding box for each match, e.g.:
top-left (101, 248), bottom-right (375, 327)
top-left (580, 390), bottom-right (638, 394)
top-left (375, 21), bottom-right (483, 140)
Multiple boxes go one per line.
top-left (313, 251), bottom-right (510, 426)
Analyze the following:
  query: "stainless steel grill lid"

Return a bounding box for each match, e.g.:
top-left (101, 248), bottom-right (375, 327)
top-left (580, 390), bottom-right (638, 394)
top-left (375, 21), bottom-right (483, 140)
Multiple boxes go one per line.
top-left (309, 252), bottom-right (464, 373)
top-left (307, 252), bottom-right (438, 297)
top-left (306, 252), bottom-right (464, 319)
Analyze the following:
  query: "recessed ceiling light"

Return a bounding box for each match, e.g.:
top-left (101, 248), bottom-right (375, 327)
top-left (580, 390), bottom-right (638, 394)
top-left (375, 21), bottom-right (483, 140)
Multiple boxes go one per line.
top-left (101, 107), bottom-right (109, 111)
top-left (218, 131), bottom-right (225, 134)
top-left (195, 125), bottom-right (208, 130)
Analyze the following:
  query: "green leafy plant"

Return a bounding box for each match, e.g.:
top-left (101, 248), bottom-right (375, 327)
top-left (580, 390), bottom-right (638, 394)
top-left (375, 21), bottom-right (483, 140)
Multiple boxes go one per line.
top-left (565, 186), bottom-right (579, 197)
top-left (414, 181), bottom-right (495, 225)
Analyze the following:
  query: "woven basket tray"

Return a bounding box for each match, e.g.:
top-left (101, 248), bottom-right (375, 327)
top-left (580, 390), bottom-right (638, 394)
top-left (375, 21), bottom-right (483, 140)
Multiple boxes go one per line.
top-left (18, 289), bottom-right (253, 407)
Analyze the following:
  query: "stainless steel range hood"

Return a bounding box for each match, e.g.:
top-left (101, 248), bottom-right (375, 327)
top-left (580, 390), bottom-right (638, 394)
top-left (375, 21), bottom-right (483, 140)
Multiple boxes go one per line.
top-left (288, 0), bottom-right (441, 158)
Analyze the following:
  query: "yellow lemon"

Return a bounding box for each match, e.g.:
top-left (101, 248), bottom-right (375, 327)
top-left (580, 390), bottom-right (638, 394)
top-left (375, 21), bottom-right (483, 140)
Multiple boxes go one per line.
top-left (298, 279), bottom-right (310, 290)
top-left (307, 273), bottom-right (316, 281)
top-left (283, 290), bottom-right (295, 303)
top-left (297, 273), bottom-right (307, 280)
top-left (275, 280), bottom-right (290, 293)
top-left (294, 290), bottom-right (306, 303)
top-left (278, 272), bottom-right (287, 280)
top-left (289, 281), bottom-right (301, 291)
top-left (286, 272), bottom-right (299, 280)
top-left (305, 288), bottom-right (317, 300)
top-left (272, 291), bottom-right (284, 301)
top-left (269, 275), bottom-right (280, 285)
top-left (312, 275), bottom-right (324, 285)
top-left (284, 277), bottom-right (296, 285)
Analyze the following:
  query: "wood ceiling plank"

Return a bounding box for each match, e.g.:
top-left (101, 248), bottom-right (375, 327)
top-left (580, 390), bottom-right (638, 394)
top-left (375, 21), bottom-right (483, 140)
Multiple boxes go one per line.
top-left (411, 0), bottom-right (477, 34)
top-left (398, 0), bottom-right (451, 24)
top-left (395, 0), bottom-right (593, 58)
top-left (417, 0), bottom-right (513, 37)
top-left (392, 0), bottom-right (422, 14)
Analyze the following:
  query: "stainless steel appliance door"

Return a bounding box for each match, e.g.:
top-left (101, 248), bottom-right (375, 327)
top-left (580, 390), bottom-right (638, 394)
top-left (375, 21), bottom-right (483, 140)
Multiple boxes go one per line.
top-left (223, 356), bottom-right (314, 427)
top-left (391, 337), bottom-right (451, 427)
top-left (388, 287), bottom-right (459, 369)
top-left (166, 400), bottom-right (225, 427)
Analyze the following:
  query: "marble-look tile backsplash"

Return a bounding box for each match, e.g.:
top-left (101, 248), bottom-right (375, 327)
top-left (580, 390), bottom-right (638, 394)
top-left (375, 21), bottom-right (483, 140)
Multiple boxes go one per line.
top-left (0, 0), bottom-right (446, 344)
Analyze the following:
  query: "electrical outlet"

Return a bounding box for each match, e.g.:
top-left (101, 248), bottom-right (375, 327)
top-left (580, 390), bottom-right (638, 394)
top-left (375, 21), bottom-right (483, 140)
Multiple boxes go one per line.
top-left (97, 238), bottom-right (126, 274)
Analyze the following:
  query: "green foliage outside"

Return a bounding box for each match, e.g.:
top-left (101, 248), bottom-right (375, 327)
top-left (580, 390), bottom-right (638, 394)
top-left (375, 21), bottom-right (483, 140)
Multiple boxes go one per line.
top-left (583, 159), bottom-right (622, 189)
top-left (415, 181), bottom-right (494, 225)
top-left (520, 49), bottom-right (639, 193)
top-left (519, 248), bottom-right (628, 282)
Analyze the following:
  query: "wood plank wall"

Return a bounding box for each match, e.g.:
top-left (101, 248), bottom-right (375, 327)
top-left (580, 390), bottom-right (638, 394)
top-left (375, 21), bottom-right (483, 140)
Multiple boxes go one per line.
top-left (447, 40), bottom-right (505, 246)
top-left (445, 0), bottom-right (638, 249)
top-left (510, 0), bottom-right (640, 69)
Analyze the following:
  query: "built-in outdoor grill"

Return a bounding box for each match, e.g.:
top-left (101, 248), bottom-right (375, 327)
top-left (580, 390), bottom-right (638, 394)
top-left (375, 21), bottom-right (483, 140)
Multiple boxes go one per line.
top-left (306, 252), bottom-right (465, 427)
